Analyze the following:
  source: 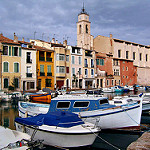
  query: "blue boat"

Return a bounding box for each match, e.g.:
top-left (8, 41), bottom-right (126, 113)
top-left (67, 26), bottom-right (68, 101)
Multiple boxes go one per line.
top-left (18, 94), bottom-right (143, 130)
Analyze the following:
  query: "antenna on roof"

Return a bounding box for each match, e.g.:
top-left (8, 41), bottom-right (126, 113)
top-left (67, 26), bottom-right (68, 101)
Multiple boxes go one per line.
top-left (34, 31), bottom-right (37, 40)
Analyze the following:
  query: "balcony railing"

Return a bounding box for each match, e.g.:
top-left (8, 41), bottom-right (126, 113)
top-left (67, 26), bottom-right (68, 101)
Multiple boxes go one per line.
top-left (26, 73), bottom-right (32, 77)
top-left (40, 72), bottom-right (45, 76)
top-left (39, 57), bottom-right (45, 61)
top-left (46, 57), bottom-right (52, 62)
top-left (26, 59), bottom-right (32, 63)
top-left (85, 64), bottom-right (88, 67)
top-left (85, 53), bottom-right (92, 57)
top-left (47, 72), bottom-right (52, 76)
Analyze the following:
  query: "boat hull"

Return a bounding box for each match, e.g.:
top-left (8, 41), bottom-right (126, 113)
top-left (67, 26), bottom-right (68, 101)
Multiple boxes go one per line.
top-left (15, 122), bottom-right (99, 148)
top-left (19, 101), bottom-right (142, 130)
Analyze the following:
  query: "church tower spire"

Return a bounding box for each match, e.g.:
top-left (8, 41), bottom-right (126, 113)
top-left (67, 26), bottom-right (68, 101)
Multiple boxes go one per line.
top-left (77, 4), bottom-right (93, 49)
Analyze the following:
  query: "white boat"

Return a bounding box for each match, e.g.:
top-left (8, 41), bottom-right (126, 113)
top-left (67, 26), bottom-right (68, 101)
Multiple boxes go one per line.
top-left (102, 87), bottom-right (115, 93)
top-left (0, 126), bottom-right (30, 150)
top-left (18, 94), bottom-right (143, 130)
top-left (141, 93), bottom-right (150, 112)
top-left (15, 111), bottom-right (100, 148)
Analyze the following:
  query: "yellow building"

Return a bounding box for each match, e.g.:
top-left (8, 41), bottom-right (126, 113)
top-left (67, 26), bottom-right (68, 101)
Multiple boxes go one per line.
top-left (35, 45), bottom-right (55, 90)
top-left (0, 33), bottom-right (21, 91)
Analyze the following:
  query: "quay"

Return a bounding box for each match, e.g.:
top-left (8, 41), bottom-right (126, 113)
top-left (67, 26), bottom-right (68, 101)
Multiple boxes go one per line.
top-left (127, 132), bottom-right (150, 150)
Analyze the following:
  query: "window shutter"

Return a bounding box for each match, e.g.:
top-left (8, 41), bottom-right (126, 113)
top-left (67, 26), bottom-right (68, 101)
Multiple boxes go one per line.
top-left (9, 46), bottom-right (11, 56)
top-left (4, 62), bottom-right (8, 72)
top-left (40, 65), bottom-right (44, 72)
top-left (12, 47), bottom-right (14, 56)
top-left (47, 65), bottom-right (51, 73)
top-left (19, 47), bottom-right (21, 56)
top-left (4, 78), bottom-right (8, 88)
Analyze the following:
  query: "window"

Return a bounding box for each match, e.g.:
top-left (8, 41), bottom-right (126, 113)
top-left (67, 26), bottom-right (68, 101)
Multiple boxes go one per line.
top-left (46, 79), bottom-right (51, 87)
top-left (114, 69), bottom-right (119, 76)
top-left (72, 48), bottom-right (75, 53)
top-left (77, 49), bottom-right (81, 54)
top-left (40, 65), bottom-right (45, 76)
top-left (84, 59), bottom-right (88, 67)
top-left (96, 59), bottom-right (99, 65)
top-left (72, 56), bottom-right (75, 64)
top-left (107, 80), bottom-right (109, 86)
top-left (126, 76), bottom-right (128, 79)
top-left (26, 66), bottom-right (32, 77)
top-left (123, 76), bottom-right (125, 78)
top-left (56, 54), bottom-right (65, 61)
top-left (123, 66), bottom-right (124, 71)
top-left (79, 68), bottom-right (81, 75)
top-left (86, 24), bottom-right (88, 33)
top-left (113, 60), bottom-right (118, 66)
top-left (79, 25), bottom-right (81, 34)
top-left (66, 67), bottom-right (69, 73)
top-left (79, 56), bottom-right (81, 65)
top-left (66, 55), bottom-right (69, 61)
top-left (126, 67), bottom-right (128, 71)
top-left (4, 78), bottom-right (8, 88)
top-left (27, 82), bottom-right (34, 89)
top-left (100, 59), bottom-right (104, 65)
top-left (140, 53), bottom-right (142, 61)
top-left (3, 62), bottom-right (9, 72)
top-left (14, 78), bottom-right (19, 88)
top-left (47, 65), bottom-right (52, 76)
top-left (118, 49), bottom-right (121, 58)
top-left (74, 101), bottom-right (89, 108)
top-left (91, 59), bottom-right (94, 67)
top-left (126, 51), bottom-right (129, 59)
top-left (99, 99), bottom-right (109, 105)
top-left (14, 63), bottom-right (19, 73)
top-left (56, 66), bottom-right (65, 73)
top-left (119, 80), bottom-right (120, 85)
top-left (57, 102), bottom-right (70, 108)
top-left (146, 54), bottom-right (148, 62)
top-left (112, 80), bottom-right (114, 86)
top-left (13, 47), bottom-right (19, 56)
top-left (27, 52), bottom-right (32, 63)
top-left (85, 69), bottom-right (88, 75)
top-left (72, 68), bottom-right (75, 75)
top-left (133, 52), bottom-right (136, 60)
top-left (3, 46), bottom-right (8, 55)
top-left (91, 69), bottom-right (94, 75)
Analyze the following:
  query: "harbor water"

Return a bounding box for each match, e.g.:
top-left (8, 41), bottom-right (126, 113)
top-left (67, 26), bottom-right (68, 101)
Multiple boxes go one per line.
top-left (0, 91), bottom-right (150, 150)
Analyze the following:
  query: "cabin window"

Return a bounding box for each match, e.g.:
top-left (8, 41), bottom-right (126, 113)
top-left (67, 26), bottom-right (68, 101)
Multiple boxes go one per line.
top-left (73, 101), bottom-right (89, 108)
top-left (57, 102), bottom-right (70, 108)
top-left (114, 101), bottom-right (122, 104)
top-left (127, 99), bottom-right (133, 103)
top-left (99, 99), bottom-right (109, 105)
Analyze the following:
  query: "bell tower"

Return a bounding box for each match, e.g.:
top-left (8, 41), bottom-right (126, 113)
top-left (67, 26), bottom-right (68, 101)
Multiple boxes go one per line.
top-left (77, 4), bottom-right (93, 49)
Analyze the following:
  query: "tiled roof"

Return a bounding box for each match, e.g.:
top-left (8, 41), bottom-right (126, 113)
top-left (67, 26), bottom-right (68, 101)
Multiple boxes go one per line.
top-left (0, 33), bottom-right (20, 45)
top-left (34, 45), bottom-right (54, 51)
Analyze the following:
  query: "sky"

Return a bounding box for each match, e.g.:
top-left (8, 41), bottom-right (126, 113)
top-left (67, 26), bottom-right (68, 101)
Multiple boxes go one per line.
top-left (0, 0), bottom-right (150, 46)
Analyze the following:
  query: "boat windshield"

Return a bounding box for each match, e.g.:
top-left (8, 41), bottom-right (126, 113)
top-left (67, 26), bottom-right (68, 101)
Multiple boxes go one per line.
top-left (99, 99), bottom-right (109, 105)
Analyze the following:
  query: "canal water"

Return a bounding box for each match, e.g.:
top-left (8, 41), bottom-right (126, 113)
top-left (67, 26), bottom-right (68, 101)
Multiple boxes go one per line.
top-left (0, 91), bottom-right (150, 150)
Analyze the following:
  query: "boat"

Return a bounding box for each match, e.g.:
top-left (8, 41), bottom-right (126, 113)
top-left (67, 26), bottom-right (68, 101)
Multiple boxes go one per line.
top-left (113, 86), bottom-right (124, 93)
top-left (102, 87), bottom-right (115, 93)
top-left (141, 93), bottom-right (150, 112)
top-left (0, 126), bottom-right (30, 150)
top-left (15, 111), bottom-right (100, 148)
top-left (18, 94), bottom-right (143, 130)
top-left (30, 93), bottom-right (51, 103)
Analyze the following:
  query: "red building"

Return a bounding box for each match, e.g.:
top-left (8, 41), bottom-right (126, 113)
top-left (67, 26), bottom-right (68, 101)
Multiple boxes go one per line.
top-left (120, 59), bottom-right (137, 86)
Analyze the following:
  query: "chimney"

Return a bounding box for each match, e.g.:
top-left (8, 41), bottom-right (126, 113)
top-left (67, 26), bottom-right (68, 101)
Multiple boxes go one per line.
top-left (22, 37), bottom-right (24, 41)
top-left (14, 32), bottom-right (18, 43)
top-left (110, 33), bottom-right (113, 39)
top-left (52, 38), bottom-right (55, 43)
top-left (56, 40), bottom-right (58, 44)
top-left (63, 40), bottom-right (67, 46)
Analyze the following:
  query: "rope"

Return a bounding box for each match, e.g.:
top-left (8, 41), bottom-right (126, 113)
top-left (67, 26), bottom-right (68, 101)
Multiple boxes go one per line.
top-left (87, 127), bottom-right (121, 150)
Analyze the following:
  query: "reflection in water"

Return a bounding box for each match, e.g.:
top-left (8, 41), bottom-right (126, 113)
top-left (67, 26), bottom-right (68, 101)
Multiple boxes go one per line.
top-left (0, 102), bottom-right (18, 130)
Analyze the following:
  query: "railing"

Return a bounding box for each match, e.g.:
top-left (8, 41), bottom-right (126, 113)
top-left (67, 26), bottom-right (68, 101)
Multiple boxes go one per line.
top-left (47, 72), bottom-right (52, 76)
top-left (40, 72), bottom-right (45, 76)
top-left (85, 53), bottom-right (92, 57)
top-left (39, 57), bottom-right (45, 61)
top-left (26, 73), bottom-right (32, 77)
top-left (46, 57), bottom-right (52, 62)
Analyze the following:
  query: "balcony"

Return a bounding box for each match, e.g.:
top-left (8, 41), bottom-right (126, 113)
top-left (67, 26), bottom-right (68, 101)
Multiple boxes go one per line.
top-left (40, 72), bottom-right (45, 76)
top-left (84, 64), bottom-right (88, 67)
top-left (85, 53), bottom-right (92, 57)
top-left (26, 59), bottom-right (32, 63)
top-left (39, 57), bottom-right (45, 61)
top-left (46, 57), bottom-right (52, 62)
top-left (47, 72), bottom-right (52, 76)
top-left (26, 73), bottom-right (32, 77)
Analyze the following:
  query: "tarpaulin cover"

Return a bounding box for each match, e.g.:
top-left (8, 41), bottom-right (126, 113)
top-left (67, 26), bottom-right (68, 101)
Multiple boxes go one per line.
top-left (15, 111), bottom-right (84, 128)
